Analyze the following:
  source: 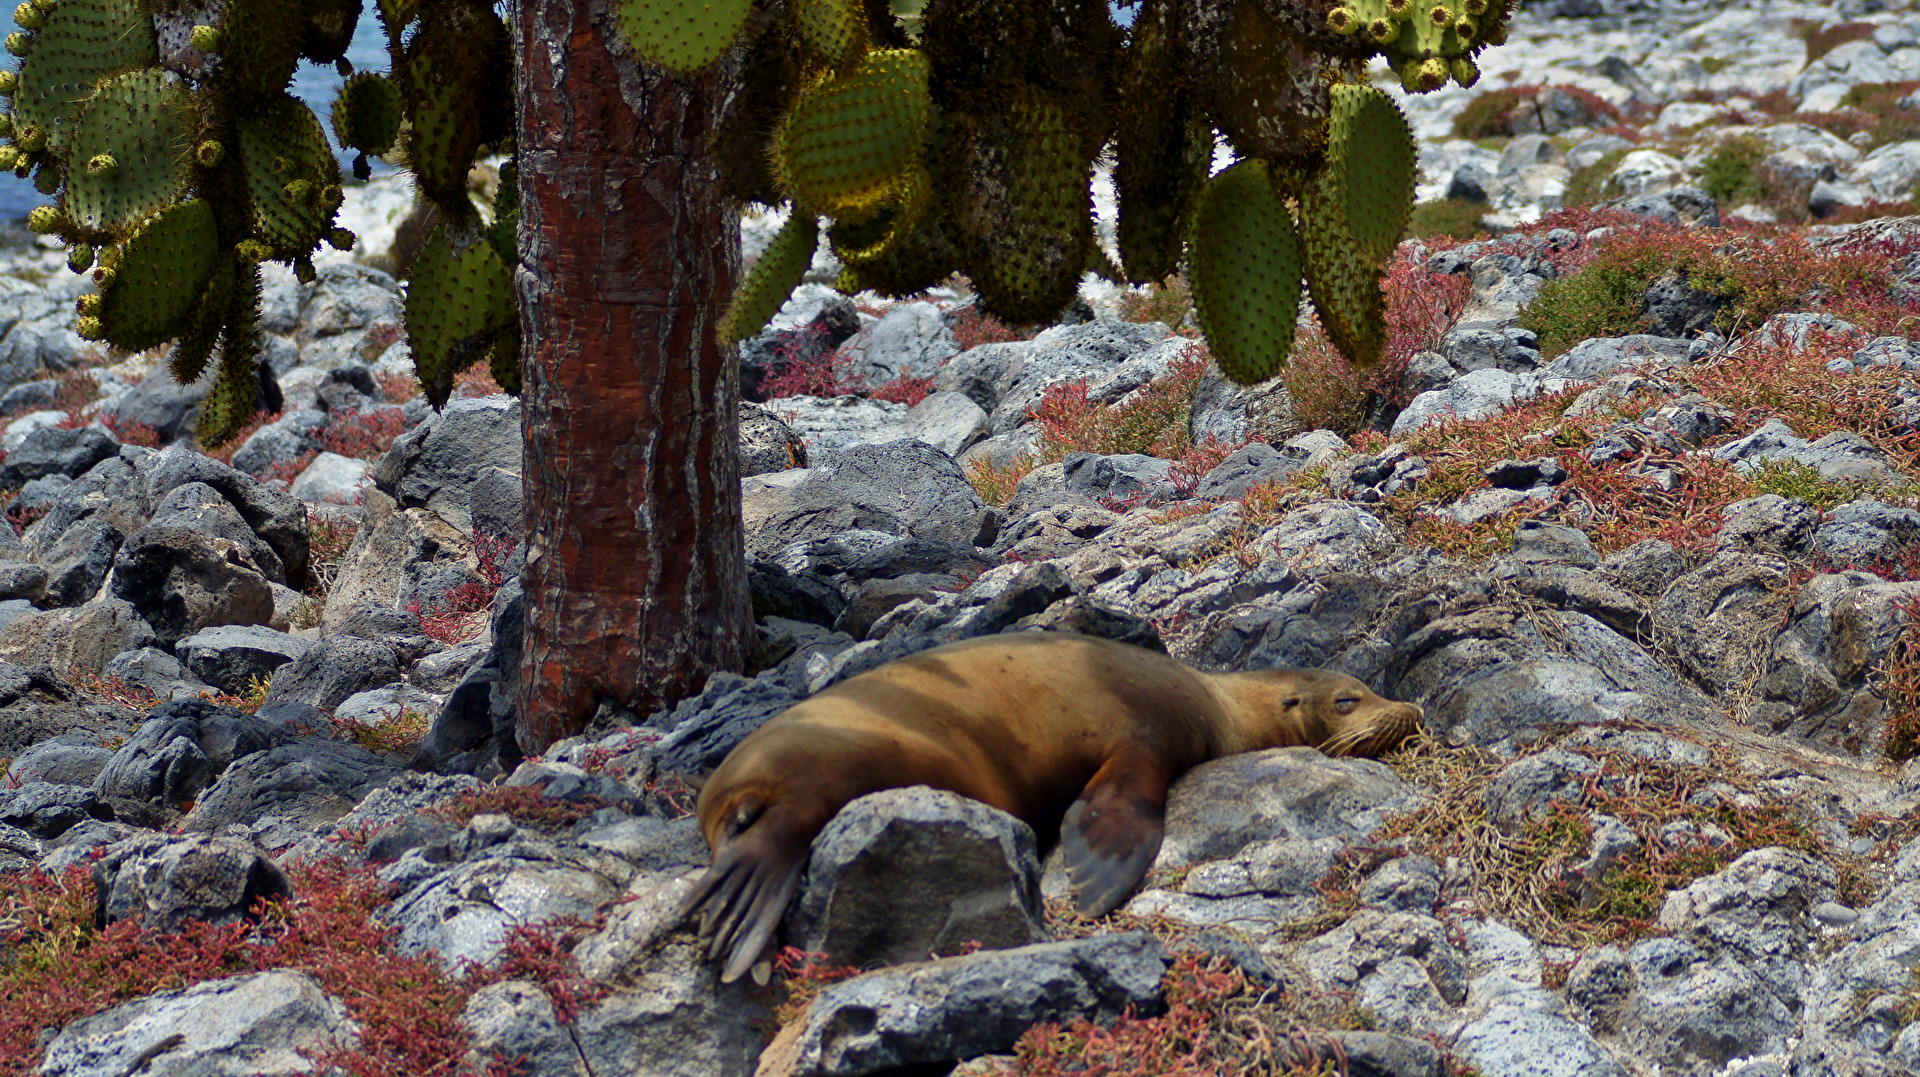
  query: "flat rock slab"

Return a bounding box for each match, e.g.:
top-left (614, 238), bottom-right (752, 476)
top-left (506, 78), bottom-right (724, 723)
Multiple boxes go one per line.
top-left (37, 970), bottom-right (356, 1077)
top-left (758, 932), bottom-right (1169, 1077)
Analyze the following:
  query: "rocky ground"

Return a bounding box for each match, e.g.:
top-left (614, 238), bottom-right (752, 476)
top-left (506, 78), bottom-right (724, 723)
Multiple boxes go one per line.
top-left (9, 1), bottom-right (1920, 1075)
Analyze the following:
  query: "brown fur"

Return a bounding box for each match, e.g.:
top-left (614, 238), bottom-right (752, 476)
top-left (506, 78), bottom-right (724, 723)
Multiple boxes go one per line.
top-left (680, 632), bottom-right (1423, 982)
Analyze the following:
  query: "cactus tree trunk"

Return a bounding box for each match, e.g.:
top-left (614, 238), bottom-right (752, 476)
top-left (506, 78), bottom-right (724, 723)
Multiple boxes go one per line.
top-left (512, 0), bottom-right (751, 754)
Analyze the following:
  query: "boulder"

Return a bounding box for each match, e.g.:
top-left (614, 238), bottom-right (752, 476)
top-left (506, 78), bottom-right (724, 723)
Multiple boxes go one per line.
top-left (743, 440), bottom-right (996, 559)
top-left (109, 527), bottom-right (277, 648)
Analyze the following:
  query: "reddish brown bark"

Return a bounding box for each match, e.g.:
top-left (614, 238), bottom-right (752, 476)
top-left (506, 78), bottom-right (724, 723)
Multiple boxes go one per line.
top-left (513, 0), bottom-right (751, 753)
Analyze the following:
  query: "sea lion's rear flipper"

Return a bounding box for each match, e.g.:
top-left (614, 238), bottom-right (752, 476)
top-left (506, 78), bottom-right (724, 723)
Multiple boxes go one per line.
top-left (1059, 752), bottom-right (1169, 917)
top-left (678, 816), bottom-right (808, 984)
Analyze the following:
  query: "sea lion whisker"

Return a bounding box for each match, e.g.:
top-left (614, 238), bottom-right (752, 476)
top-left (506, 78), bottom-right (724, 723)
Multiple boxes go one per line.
top-left (710, 870), bottom-right (768, 964)
top-left (724, 869), bottom-right (803, 984)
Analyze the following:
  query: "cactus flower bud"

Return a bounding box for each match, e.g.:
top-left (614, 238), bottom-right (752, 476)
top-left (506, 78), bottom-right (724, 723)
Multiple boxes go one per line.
top-left (294, 258), bottom-right (315, 284)
top-left (1428, 5), bottom-right (1450, 27)
top-left (195, 139), bottom-right (222, 167)
top-left (284, 179), bottom-right (313, 203)
top-left (1464, 0), bottom-right (1487, 13)
top-left (189, 24), bottom-right (220, 52)
top-left (1365, 18), bottom-right (1395, 44)
top-left (32, 162), bottom-right (56, 193)
top-left (67, 243), bottom-right (92, 273)
top-left (236, 239), bottom-right (272, 262)
top-left (1326, 6), bottom-right (1357, 34)
top-left (75, 292), bottom-right (101, 317)
top-left (76, 316), bottom-right (103, 341)
top-left (12, 3), bottom-right (43, 29)
top-left (5, 32), bottom-right (31, 56)
top-left (26, 205), bottom-right (60, 233)
top-left (327, 228), bottom-right (356, 251)
top-left (91, 266), bottom-right (114, 287)
top-left (0, 147), bottom-right (15, 172)
top-left (1451, 57), bottom-right (1480, 88)
top-left (85, 153), bottom-right (115, 177)
top-left (1386, 0), bottom-right (1412, 17)
top-left (0, 71), bottom-right (17, 95)
top-left (15, 123), bottom-right (44, 151)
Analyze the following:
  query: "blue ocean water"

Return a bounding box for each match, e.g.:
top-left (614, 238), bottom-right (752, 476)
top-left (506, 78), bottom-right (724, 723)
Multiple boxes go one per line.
top-left (0, 13), bottom-right (392, 220)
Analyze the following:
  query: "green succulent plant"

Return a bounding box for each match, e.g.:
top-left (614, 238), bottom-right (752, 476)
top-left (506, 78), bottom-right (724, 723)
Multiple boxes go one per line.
top-left (631, 0), bottom-right (1515, 384)
top-left (0, 0), bottom-right (518, 445)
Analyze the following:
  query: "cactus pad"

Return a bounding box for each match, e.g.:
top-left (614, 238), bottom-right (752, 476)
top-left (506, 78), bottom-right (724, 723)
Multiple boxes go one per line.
top-left (406, 224), bottom-right (514, 408)
top-left (1114, 1), bottom-right (1212, 285)
top-left (64, 69), bottom-right (193, 234)
top-left (795, 0), bottom-right (866, 67)
top-left (947, 85), bottom-right (1091, 326)
top-left (1325, 82), bottom-right (1415, 266)
top-left (1300, 165), bottom-right (1386, 367)
top-left (775, 48), bottom-right (931, 224)
top-left (11, 0), bottom-right (156, 157)
top-left (616, 0), bottom-right (753, 74)
top-left (1188, 159), bottom-right (1305, 385)
top-left (196, 260), bottom-right (264, 449)
top-left (236, 94), bottom-right (339, 255)
top-left (219, 0), bottom-right (305, 99)
top-left (721, 209), bottom-right (817, 347)
top-left (401, 4), bottom-right (509, 213)
top-left (331, 72), bottom-right (403, 157)
top-left (96, 199), bottom-right (220, 352)
top-left (167, 253), bottom-right (235, 386)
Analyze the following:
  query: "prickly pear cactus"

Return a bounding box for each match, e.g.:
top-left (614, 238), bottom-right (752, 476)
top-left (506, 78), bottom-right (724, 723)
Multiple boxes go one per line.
top-left (618, 0), bottom-right (1513, 385)
top-left (0, 0), bottom-right (517, 448)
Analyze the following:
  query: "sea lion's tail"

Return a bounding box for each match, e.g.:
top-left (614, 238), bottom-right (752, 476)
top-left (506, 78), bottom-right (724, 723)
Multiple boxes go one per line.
top-left (679, 812), bottom-right (807, 985)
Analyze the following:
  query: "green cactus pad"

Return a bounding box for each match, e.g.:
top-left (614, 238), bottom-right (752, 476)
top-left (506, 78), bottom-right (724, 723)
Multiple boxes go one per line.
top-left (63, 69), bottom-right (194, 235)
top-left (1325, 83), bottom-right (1415, 267)
top-left (485, 157), bottom-right (517, 265)
top-left (331, 72), bottom-right (403, 156)
top-left (11, 0), bottom-right (156, 157)
top-left (616, 0), bottom-right (752, 74)
top-left (1114, 1), bottom-right (1211, 285)
top-left (1188, 159), bottom-right (1304, 385)
top-left (96, 199), bottom-right (220, 352)
top-left (301, 0), bottom-right (361, 63)
top-left (167, 253), bottom-right (235, 386)
top-left (220, 0), bottom-right (305, 99)
top-left (947, 85), bottom-right (1091, 326)
top-left (795, 0), bottom-right (865, 67)
top-left (401, 5), bottom-right (509, 213)
top-left (774, 48), bottom-right (931, 223)
top-left (721, 209), bottom-right (817, 347)
top-left (712, 17), bottom-right (805, 207)
top-left (832, 182), bottom-right (958, 300)
top-left (1195, 1), bottom-right (1330, 167)
top-left (407, 223), bottom-right (514, 408)
top-left (236, 94), bottom-right (339, 256)
top-left (1300, 166), bottom-right (1386, 368)
top-left (196, 260), bottom-right (264, 449)
top-left (827, 164), bottom-right (927, 265)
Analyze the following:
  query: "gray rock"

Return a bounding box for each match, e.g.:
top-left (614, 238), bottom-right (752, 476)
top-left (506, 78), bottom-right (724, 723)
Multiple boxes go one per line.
top-left (1486, 749), bottom-right (1600, 829)
top-left (91, 700), bottom-right (285, 810)
top-left (36, 970), bottom-right (355, 1077)
top-left (92, 832), bottom-right (291, 931)
top-left (369, 394), bottom-right (519, 534)
top-left (183, 738), bottom-right (404, 838)
top-left (743, 440), bottom-right (995, 559)
top-left (0, 595), bottom-right (158, 673)
top-left (6, 733), bottom-right (114, 786)
top-left (738, 402), bottom-right (808, 478)
top-left (25, 455), bottom-right (145, 564)
top-left (1392, 369), bottom-right (1554, 437)
top-left (175, 624), bottom-right (317, 695)
top-left (1810, 498), bottom-right (1920, 566)
top-left (1654, 551), bottom-right (1794, 695)
top-left (1061, 451), bottom-right (1180, 505)
top-left (1156, 748), bottom-right (1420, 869)
top-left (894, 390), bottom-right (991, 458)
top-left (1614, 936), bottom-right (1796, 1076)
top-left (264, 633), bottom-right (403, 713)
top-left (103, 644), bottom-right (204, 697)
top-left (229, 408), bottom-right (326, 478)
top-left (1360, 855), bottom-right (1443, 915)
top-left (109, 526), bottom-right (276, 647)
top-left (296, 262), bottom-right (403, 348)
top-left (1261, 501), bottom-right (1394, 574)
top-left (1187, 363), bottom-right (1298, 445)
top-left (39, 517), bottom-right (122, 608)
top-left (138, 447), bottom-right (311, 589)
top-left (0, 425), bottom-right (120, 490)
top-left (148, 480), bottom-right (288, 583)
top-left (1640, 270), bottom-right (1729, 338)
top-left (0, 557), bottom-right (48, 602)
top-left (1454, 1002), bottom-right (1627, 1077)
top-left (790, 787), bottom-right (1049, 969)
top-left (764, 933), bottom-right (1169, 1076)
top-left (287, 450), bottom-right (372, 505)
top-left (837, 300), bottom-right (959, 385)
top-left (1538, 334), bottom-right (1692, 381)
top-left (1196, 442), bottom-right (1309, 501)
top-left (0, 780), bottom-right (100, 838)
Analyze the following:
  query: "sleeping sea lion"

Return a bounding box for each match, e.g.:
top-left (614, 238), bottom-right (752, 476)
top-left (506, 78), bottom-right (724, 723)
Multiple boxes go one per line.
top-left (680, 631), bottom-right (1423, 982)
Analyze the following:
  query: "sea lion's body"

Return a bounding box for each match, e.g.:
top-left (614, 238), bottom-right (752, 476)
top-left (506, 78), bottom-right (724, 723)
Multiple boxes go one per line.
top-left (683, 632), bottom-right (1423, 982)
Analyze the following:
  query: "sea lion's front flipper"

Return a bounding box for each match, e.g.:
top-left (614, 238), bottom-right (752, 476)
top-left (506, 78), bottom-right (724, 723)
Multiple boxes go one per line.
top-left (1059, 751), bottom-right (1170, 917)
top-left (679, 812), bottom-right (809, 984)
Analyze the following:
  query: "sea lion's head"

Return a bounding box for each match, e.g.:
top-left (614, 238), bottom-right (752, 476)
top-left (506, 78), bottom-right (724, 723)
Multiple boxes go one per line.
top-left (1217, 667), bottom-right (1424, 758)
